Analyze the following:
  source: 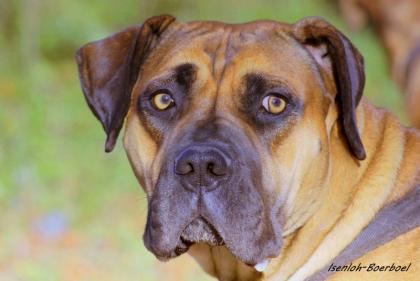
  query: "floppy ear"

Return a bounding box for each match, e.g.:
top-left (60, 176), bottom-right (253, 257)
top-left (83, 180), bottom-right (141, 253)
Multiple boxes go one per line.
top-left (293, 17), bottom-right (366, 160)
top-left (75, 15), bottom-right (175, 152)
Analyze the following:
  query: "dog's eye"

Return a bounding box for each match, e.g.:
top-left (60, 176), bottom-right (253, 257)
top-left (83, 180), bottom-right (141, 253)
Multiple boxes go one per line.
top-left (262, 95), bottom-right (287, 114)
top-left (151, 92), bottom-right (175, 110)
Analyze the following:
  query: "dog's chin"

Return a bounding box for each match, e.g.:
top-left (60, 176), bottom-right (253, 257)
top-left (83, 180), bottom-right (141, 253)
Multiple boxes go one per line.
top-left (149, 213), bottom-right (281, 266)
top-left (173, 217), bottom-right (225, 257)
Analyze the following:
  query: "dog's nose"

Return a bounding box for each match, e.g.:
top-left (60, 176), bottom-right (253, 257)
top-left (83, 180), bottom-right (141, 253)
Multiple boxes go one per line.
top-left (174, 145), bottom-right (231, 191)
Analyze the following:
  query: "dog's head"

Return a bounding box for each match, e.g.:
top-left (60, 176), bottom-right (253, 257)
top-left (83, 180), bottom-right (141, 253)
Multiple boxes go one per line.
top-left (76, 15), bottom-right (365, 267)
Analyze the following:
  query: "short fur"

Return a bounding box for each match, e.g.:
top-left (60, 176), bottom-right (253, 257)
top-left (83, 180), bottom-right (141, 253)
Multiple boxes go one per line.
top-left (76, 16), bottom-right (420, 281)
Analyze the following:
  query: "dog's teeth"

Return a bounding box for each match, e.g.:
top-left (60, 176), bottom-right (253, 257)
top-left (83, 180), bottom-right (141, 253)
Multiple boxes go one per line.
top-left (254, 259), bottom-right (270, 272)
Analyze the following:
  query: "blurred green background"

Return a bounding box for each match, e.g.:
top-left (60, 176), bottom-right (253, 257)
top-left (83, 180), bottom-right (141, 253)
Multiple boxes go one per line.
top-left (0, 0), bottom-right (406, 280)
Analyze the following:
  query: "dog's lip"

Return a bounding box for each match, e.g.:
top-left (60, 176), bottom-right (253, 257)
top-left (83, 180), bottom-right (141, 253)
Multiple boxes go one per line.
top-left (150, 221), bottom-right (277, 267)
top-left (174, 217), bottom-right (275, 267)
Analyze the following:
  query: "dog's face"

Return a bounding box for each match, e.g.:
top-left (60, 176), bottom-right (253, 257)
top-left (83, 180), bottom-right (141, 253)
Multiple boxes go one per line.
top-left (76, 16), bottom-right (365, 267)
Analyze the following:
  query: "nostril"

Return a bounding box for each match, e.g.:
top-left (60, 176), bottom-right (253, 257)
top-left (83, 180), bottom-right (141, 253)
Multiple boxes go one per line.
top-left (207, 161), bottom-right (227, 176)
top-left (207, 162), bottom-right (215, 174)
top-left (175, 162), bottom-right (194, 175)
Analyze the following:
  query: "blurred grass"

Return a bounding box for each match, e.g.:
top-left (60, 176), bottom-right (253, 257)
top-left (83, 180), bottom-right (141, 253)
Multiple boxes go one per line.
top-left (0, 0), bottom-right (405, 280)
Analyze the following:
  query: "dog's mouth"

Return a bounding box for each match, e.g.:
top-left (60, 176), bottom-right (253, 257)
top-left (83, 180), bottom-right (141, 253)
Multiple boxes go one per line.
top-left (174, 217), bottom-right (225, 255)
top-left (145, 151), bottom-right (283, 266)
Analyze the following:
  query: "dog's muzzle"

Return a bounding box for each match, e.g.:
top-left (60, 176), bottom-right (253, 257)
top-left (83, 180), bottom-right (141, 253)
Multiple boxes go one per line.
top-left (143, 128), bottom-right (282, 266)
top-left (173, 145), bottom-right (230, 254)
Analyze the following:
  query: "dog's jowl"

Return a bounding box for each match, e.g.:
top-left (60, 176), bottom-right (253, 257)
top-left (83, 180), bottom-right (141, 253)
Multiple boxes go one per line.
top-left (76, 15), bottom-right (420, 281)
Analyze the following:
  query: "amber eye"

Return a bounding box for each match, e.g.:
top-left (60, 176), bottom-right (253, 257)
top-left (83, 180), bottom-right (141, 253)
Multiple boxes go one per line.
top-left (151, 92), bottom-right (175, 110)
top-left (262, 95), bottom-right (287, 114)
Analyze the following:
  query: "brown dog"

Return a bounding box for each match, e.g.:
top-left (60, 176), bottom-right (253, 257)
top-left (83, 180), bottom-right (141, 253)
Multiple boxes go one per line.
top-left (76, 15), bottom-right (420, 281)
top-left (339, 0), bottom-right (420, 128)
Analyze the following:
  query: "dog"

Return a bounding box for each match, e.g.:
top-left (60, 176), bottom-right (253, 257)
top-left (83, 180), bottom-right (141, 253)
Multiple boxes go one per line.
top-left (75, 15), bottom-right (420, 281)
top-left (339, 0), bottom-right (420, 128)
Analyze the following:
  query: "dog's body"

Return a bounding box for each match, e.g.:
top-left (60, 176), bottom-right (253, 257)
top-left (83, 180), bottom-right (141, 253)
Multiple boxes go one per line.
top-left (76, 16), bottom-right (420, 280)
top-left (339, 0), bottom-right (420, 128)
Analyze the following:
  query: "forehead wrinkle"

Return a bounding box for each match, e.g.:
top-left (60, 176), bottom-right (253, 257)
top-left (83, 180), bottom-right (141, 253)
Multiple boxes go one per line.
top-left (224, 27), bottom-right (281, 67)
top-left (226, 35), bottom-right (315, 93)
top-left (146, 27), bottom-right (219, 75)
top-left (212, 30), bottom-right (289, 117)
top-left (207, 29), bottom-right (232, 82)
top-left (185, 28), bottom-right (232, 119)
top-left (212, 29), bottom-right (279, 103)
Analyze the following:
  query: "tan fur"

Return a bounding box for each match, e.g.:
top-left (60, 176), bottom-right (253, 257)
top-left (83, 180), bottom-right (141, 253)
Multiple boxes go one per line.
top-left (120, 20), bottom-right (420, 281)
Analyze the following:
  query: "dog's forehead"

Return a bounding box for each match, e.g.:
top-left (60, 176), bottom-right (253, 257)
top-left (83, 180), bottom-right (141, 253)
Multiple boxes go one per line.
top-left (142, 20), bottom-right (312, 83)
top-left (173, 19), bottom-right (292, 44)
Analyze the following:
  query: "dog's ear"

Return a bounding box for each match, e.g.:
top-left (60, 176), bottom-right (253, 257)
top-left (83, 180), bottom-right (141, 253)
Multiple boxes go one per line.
top-left (75, 15), bottom-right (175, 152)
top-left (293, 17), bottom-right (366, 160)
